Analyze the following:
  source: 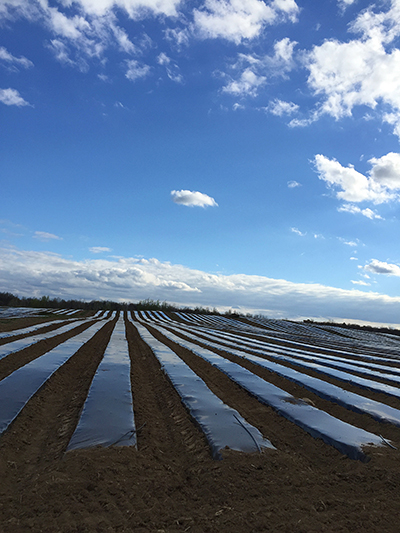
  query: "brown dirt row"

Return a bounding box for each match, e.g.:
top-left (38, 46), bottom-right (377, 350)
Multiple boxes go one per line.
top-left (0, 314), bottom-right (400, 532)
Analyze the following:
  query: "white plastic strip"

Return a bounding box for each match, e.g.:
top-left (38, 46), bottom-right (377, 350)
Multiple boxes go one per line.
top-left (67, 315), bottom-right (136, 450)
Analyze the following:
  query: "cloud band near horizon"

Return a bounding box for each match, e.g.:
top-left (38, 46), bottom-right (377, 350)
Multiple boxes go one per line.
top-left (1, 247), bottom-right (400, 326)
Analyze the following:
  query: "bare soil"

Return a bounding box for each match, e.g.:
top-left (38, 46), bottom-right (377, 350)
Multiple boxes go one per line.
top-left (1, 314), bottom-right (400, 532)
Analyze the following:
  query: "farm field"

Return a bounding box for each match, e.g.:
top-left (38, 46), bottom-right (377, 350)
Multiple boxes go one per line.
top-left (1, 309), bottom-right (400, 531)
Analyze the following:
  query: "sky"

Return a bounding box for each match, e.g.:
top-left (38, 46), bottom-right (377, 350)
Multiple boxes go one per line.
top-left (1, 0), bottom-right (400, 325)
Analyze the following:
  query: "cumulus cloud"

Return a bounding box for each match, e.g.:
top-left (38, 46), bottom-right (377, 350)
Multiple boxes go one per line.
top-left (314, 152), bottom-right (400, 206)
top-left (75, 0), bottom-right (182, 18)
top-left (0, 0), bottom-right (179, 74)
top-left (171, 190), bottom-right (218, 208)
top-left (0, 0), bottom-right (300, 95)
top-left (364, 259), bottom-right (400, 277)
top-left (368, 152), bottom-right (400, 189)
top-left (89, 247), bottom-right (112, 254)
top-left (303, 1), bottom-right (400, 136)
top-left (0, 88), bottom-right (30, 106)
top-left (1, 247), bottom-right (400, 324)
top-left (222, 68), bottom-right (266, 97)
top-left (193, 0), bottom-right (299, 44)
top-left (0, 0), bottom-right (182, 21)
top-left (33, 231), bottom-right (62, 241)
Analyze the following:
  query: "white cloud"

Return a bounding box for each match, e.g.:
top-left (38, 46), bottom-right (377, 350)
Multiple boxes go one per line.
top-left (291, 227), bottom-right (306, 236)
top-left (125, 59), bottom-right (151, 81)
top-left (351, 279), bottom-right (370, 286)
top-left (164, 27), bottom-right (190, 48)
top-left (339, 238), bottom-right (358, 247)
top-left (0, 0), bottom-right (182, 21)
top-left (222, 68), bottom-right (266, 97)
top-left (272, 0), bottom-right (299, 21)
top-left (0, 88), bottom-right (30, 106)
top-left (222, 38), bottom-right (297, 98)
top-left (272, 36), bottom-right (297, 66)
top-left (368, 152), bottom-right (400, 189)
top-left (111, 23), bottom-right (137, 54)
top-left (0, 0), bottom-right (179, 74)
top-left (314, 153), bottom-right (400, 205)
top-left (288, 114), bottom-right (319, 128)
top-left (287, 180), bottom-right (301, 188)
top-left (171, 190), bottom-right (218, 208)
top-left (267, 98), bottom-right (299, 116)
top-left (166, 69), bottom-right (184, 83)
top-left (0, 46), bottom-right (33, 69)
top-left (338, 0), bottom-right (357, 10)
top-left (262, 38), bottom-right (297, 75)
top-left (0, 0), bottom-right (299, 93)
top-left (364, 259), bottom-right (400, 277)
top-left (89, 246), bottom-right (112, 253)
top-left (193, 0), bottom-right (299, 44)
top-left (157, 52), bottom-right (183, 83)
top-left (0, 0), bottom-right (41, 21)
top-left (2, 247), bottom-right (400, 324)
top-left (303, 1), bottom-right (400, 136)
top-left (47, 8), bottom-right (89, 40)
top-left (157, 52), bottom-right (170, 65)
top-left (45, 39), bottom-right (88, 71)
top-left (33, 231), bottom-right (62, 241)
top-left (74, 0), bottom-right (182, 18)
top-left (338, 204), bottom-right (383, 219)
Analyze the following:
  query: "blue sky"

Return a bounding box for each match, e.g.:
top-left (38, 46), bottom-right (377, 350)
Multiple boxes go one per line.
top-left (1, 0), bottom-right (400, 325)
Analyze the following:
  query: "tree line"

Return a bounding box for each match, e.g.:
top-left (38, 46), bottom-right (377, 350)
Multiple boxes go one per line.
top-left (0, 292), bottom-right (220, 314)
